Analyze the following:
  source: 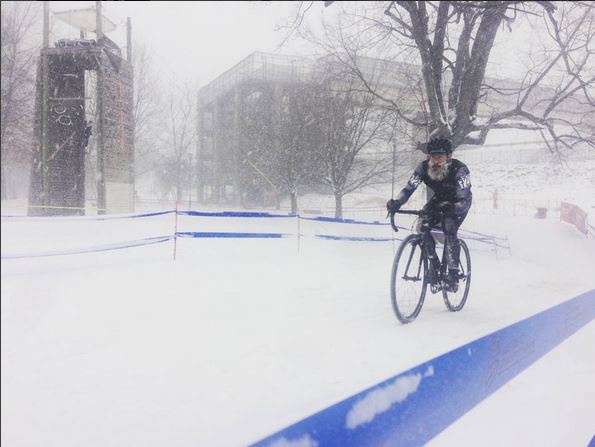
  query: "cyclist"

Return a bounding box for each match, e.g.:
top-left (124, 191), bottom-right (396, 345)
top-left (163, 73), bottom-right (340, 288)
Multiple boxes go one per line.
top-left (387, 137), bottom-right (472, 292)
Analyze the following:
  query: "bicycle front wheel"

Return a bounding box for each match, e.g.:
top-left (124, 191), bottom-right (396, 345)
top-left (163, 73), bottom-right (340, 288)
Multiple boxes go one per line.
top-left (442, 239), bottom-right (471, 312)
top-left (391, 234), bottom-right (428, 324)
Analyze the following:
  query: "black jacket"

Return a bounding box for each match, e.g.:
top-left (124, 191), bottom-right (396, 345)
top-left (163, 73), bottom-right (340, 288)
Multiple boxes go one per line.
top-left (396, 158), bottom-right (472, 215)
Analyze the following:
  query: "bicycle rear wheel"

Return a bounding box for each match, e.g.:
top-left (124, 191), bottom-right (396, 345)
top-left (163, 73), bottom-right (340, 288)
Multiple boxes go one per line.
top-left (391, 234), bottom-right (428, 323)
top-left (442, 239), bottom-right (471, 311)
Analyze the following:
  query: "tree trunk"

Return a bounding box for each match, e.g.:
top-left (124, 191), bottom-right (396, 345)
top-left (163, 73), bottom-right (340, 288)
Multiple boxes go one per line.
top-left (1, 54), bottom-right (15, 202)
top-left (176, 182), bottom-right (182, 203)
top-left (290, 191), bottom-right (298, 214)
top-left (334, 193), bottom-right (343, 219)
top-left (453, 4), bottom-right (507, 145)
top-left (1, 164), bottom-right (7, 200)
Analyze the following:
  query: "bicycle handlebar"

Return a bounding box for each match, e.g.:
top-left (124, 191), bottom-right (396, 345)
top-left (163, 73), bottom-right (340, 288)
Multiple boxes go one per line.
top-left (393, 210), bottom-right (423, 216)
top-left (390, 213), bottom-right (399, 232)
top-left (388, 209), bottom-right (442, 233)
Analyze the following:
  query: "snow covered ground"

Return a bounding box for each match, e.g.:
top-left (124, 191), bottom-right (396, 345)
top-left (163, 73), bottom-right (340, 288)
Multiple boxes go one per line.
top-left (1, 208), bottom-right (594, 447)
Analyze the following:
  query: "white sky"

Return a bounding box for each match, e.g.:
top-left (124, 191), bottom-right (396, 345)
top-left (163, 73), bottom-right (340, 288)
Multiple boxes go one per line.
top-left (46, 1), bottom-right (320, 87)
top-left (42, 1), bottom-right (544, 89)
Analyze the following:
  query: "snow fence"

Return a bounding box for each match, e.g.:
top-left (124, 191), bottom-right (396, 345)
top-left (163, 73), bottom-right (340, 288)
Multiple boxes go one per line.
top-left (1, 209), bottom-right (509, 259)
top-left (1, 210), bottom-right (175, 259)
top-left (560, 201), bottom-right (593, 238)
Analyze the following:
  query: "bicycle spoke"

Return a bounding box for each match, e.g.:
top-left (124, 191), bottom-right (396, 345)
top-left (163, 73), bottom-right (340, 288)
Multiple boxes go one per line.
top-left (443, 239), bottom-right (471, 312)
top-left (391, 235), bottom-right (427, 323)
top-left (415, 250), bottom-right (423, 279)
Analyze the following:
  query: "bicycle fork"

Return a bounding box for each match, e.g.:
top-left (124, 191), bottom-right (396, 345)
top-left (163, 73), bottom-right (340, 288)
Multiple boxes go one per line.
top-left (402, 238), bottom-right (424, 282)
top-left (421, 233), bottom-right (442, 293)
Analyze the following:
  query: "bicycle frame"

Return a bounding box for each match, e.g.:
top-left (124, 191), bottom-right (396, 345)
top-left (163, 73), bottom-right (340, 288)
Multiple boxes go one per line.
top-left (391, 210), bottom-right (444, 289)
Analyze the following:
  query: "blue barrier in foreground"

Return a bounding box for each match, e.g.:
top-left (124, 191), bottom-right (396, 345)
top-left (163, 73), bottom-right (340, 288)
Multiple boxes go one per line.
top-left (251, 289), bottom-right (595, 447)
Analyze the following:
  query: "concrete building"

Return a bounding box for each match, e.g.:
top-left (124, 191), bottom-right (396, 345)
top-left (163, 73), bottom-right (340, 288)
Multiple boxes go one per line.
top-left (196, 51), bottom-right (591, 207)
top-left (196, 52), bottom-right (314, 206)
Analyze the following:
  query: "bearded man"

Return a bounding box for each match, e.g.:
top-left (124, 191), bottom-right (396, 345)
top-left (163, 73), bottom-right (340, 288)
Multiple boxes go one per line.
top-left (386, 138), bottom-right (473, 291)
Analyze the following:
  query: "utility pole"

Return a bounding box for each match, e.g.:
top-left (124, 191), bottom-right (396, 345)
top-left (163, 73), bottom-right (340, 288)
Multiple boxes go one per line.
top-left (42, 1), bottom-right (50, 211)
top-left (127, 16), bottom-right (134, 210)
top-left (126, 17), bottom-right (132, 62)
top-left (188, 153), bottom-right (192, 210)
top-left (95, 1), bottom-right (106, 214)
top-left (391, 140), bottom-right (396, 199)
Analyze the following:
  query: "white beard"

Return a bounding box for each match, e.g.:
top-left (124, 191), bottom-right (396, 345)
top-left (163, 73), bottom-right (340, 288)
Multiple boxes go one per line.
top-left (427, 162), bottom-right (451, 181)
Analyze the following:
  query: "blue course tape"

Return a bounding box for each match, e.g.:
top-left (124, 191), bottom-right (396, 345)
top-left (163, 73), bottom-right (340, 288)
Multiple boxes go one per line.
top-left (466, 236), bottom-right (499, 246)
top-left (430, 230), bottom-right (506, 249)
top-left (315, 234), bottom-right (399, 242)
top-left (1, 210), bottom-right (175, 221)
top-left (459, 228), bottom-right (508, 241)
top-left (180, 211), bottom-right (296, 218)
top-left (299, 215), bottom-right (388, 226)
top-left (251, 289), bottom-right (595, 447)
top-left (176, 232), bottom-right (288, 239)
top-left (129, 210), bottom-right (175, 219)
top-left (1, 236), bottom-right (174, 259)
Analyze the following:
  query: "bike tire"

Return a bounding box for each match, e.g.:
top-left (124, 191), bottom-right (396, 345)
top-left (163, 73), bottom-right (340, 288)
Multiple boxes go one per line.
top-left (391, 234), bottom-right (428, 324)
top-left (442, 239), bottom-right (471, 312)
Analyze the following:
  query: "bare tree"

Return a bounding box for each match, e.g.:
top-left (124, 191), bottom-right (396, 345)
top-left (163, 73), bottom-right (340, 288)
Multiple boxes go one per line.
top-left (1, 1), bottom-right (40, 200)
top-left (297, 1), bottom-right (594, 153)
top-left (242, 82), bottom-right (322, 214)
top-left (479, 2), bottom-right (595, 153)
top-left (156, 81), bottom-right (197, 202)
top-left (276, 83), bottom-right (323, 213)
top-left (239, 86), bottom-right (281, 208)
top-left (132, 41), bottom-right (162, 179)
top-left (315, 73), bottom-right (394, 218)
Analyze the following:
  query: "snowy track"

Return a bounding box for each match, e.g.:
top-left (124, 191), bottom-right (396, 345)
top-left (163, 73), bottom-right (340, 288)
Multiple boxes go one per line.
top-left (1, 213), bottom-right (594, 446)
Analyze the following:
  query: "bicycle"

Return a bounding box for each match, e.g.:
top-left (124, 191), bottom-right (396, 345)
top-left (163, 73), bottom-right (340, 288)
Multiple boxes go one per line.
top-left (389, 209), bottom-right (472, 324)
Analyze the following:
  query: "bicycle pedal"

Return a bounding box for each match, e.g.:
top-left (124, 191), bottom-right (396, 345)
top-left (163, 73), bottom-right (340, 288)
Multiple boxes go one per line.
top-left (443, 281), bottom-right (459, 293)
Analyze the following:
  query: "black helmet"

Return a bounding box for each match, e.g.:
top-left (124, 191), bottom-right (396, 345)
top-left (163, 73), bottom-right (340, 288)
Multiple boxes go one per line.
top-left (426, 138), bottom-right (452, 155)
